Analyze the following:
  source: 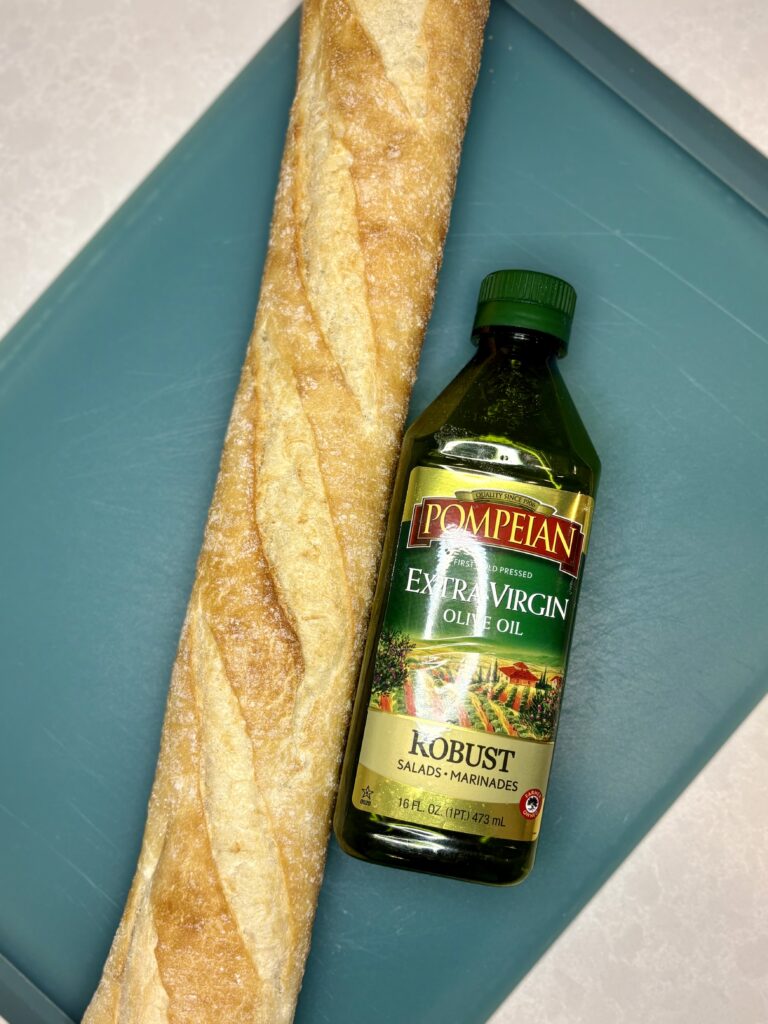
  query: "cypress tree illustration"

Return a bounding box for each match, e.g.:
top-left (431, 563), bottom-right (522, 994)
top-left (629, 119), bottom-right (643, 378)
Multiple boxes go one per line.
top-left (372, 629), bottom-right (414, 698)
top-left (517, 686), bottom-right (560, 740)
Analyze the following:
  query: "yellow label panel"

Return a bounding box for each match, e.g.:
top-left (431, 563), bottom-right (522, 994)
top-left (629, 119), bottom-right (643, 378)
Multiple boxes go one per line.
top-left (353, 710), bottom-right (554, 841)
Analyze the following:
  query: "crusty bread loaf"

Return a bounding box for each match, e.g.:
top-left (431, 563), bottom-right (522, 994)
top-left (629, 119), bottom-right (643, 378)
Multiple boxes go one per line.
top-left (83, 2), bottom-right (488, 1021)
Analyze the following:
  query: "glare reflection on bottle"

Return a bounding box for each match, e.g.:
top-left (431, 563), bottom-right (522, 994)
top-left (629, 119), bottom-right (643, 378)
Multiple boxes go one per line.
top-left (420, 530), bottom-right (489, 718)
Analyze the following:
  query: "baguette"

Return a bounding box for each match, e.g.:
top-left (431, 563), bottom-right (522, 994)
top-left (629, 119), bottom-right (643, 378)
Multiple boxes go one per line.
top-left (84, 1), bottom-right (488, 1021)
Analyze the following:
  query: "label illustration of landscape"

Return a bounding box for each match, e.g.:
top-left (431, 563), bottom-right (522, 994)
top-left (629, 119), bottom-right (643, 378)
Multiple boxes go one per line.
top-left (353, 465), bottom-right (593, 841)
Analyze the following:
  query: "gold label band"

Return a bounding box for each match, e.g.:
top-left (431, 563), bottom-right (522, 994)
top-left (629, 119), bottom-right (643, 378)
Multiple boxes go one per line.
top-left (353, 710), bottom-right (554, 840)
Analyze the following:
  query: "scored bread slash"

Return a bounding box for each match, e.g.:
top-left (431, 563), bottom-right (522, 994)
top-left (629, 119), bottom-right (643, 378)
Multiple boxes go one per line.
top-left (83, 1), bottom-right (489, 1022)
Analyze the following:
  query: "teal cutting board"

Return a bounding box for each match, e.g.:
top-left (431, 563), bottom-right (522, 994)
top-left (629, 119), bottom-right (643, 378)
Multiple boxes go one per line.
top-left (1, 3), bottom-right (767, 1022)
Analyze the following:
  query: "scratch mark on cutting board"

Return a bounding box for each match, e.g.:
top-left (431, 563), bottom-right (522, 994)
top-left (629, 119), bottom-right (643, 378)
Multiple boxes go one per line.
top-left (88, 498), bottom-right (142, 517)
top-left (448, 230), bottom-right (673, 240)
top-left (0, 800), bottom-right (32, 831)
top-left (68, 800), bottom-right (121, 853)
top-left (677, 368), bottom-right (766, 444)
top-left (596, 297), bottom-right (766, 445)
top-left (510, 170), bottom-right (768, 347)
top-left (51, 849), bottom-right (120, 909)
top-left (60, 368), bottom-right (237, 451)
top-left (42, 725), bottom-right (111, 789)
top-left (597, 296), bottom-right (659, 337)
top-left (618, 238), bottom-right (768, 347)
top-left (0, 801), bottom-right (120, 910)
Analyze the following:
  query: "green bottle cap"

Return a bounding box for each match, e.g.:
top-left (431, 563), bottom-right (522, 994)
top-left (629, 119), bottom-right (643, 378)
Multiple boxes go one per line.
top-left (473, 268), bottom-right (577, 351)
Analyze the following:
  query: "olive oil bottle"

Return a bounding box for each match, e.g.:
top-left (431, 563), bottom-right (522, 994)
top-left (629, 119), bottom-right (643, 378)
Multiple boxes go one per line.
top-left (334, 269), bottom-right (600, 885)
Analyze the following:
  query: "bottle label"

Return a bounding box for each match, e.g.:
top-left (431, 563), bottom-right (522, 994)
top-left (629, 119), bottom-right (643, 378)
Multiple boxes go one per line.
top-left (352, 466), bottom-right (593, 841)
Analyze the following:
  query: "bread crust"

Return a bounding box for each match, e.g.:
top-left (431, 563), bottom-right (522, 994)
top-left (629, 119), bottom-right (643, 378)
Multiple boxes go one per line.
top-left (84, 2), bottom-right (488, 1020)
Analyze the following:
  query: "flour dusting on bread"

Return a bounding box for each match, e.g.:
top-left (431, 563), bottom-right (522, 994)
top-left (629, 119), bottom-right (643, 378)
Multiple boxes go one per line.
top-left (84, 2), bottom-right (488, 1021)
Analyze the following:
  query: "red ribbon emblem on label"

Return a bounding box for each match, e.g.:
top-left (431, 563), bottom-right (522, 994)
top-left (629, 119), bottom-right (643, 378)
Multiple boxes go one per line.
top-left (407, 497), bottom-right (585, 577)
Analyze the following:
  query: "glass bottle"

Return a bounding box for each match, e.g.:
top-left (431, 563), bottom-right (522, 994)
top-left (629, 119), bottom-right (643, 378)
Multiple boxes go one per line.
top-left (334, 269), bottom-right (600, 885)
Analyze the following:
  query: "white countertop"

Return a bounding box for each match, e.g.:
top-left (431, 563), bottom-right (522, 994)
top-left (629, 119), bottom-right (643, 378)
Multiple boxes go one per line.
top-left (0, 1), bottom-right (766, 1021)
top-left (583, 0), bottom-right (768, 159)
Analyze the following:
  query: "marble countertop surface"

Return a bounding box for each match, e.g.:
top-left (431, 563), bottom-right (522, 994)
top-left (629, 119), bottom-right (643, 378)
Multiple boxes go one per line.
top-left (0, 1), bottom-right (766, 1021)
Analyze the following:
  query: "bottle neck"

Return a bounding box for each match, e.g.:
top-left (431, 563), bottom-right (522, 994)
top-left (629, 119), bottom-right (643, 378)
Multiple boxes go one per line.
top-left (473, 325), bottom-right (563, 362)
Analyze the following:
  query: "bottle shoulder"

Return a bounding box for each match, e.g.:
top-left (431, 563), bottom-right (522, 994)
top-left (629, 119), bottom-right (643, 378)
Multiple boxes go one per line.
top-left (402, 440), bottom-right (597, 498)
top-left (403, 355), bottom-right (600, 498)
